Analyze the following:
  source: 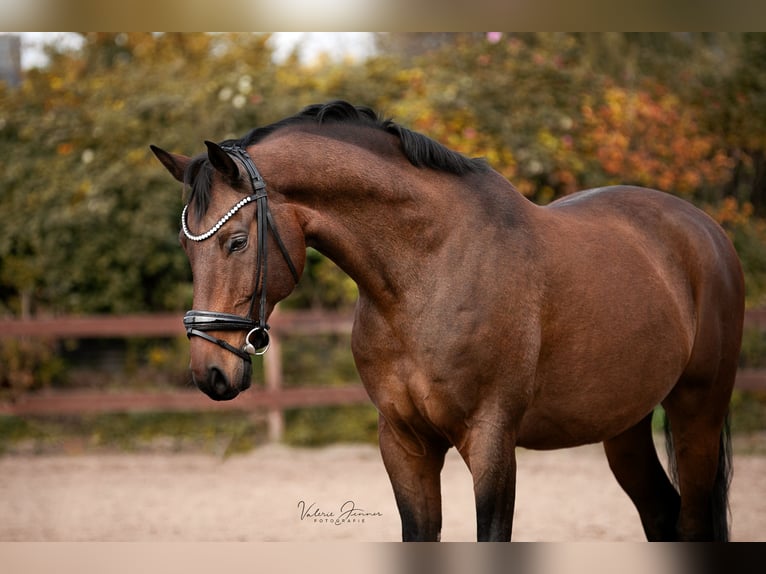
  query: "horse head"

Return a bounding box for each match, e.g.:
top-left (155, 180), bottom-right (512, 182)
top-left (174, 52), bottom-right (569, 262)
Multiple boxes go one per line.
top-left (151, 141), bottom-right (305, 400)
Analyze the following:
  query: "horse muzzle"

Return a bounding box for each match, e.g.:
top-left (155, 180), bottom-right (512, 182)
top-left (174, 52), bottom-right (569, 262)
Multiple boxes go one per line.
top-left (192, 362), bottom-right (252, 401)
top-left (184, 310), bottom-right (265, 400)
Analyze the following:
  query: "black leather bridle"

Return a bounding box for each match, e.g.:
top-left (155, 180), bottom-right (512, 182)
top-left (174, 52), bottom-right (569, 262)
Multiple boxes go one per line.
top-left (181, 144), bottom-right (300, 363)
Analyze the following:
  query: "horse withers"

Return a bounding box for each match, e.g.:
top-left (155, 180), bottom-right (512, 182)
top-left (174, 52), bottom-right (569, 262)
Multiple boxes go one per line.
top-left (151, 101), bottom-right (744, 541)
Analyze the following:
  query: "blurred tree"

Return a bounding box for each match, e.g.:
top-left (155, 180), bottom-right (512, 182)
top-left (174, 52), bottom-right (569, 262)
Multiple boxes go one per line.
top-left (2, 32), bottom-right (766, 315)
top-left (381, 33), bottom-right (600, 201)
top-left (375, 32), bottom-right (766, 304)
top-left (373, 33), bottom-right (466, 60)
top-left (0, 33), bottom-right (285, 315)
top-left (578, 82), bottom-right (733, 195)
top-left (381, 33), bottom-right (745, 203)
top-left (695, 33), bottom-right (766, 214)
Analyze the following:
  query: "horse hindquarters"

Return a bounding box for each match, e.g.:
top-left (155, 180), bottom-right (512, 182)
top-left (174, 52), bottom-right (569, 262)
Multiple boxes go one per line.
top-left (660, 225), bottom-right (742, 541)
top-left (599, 193), bottom-right (742, 541)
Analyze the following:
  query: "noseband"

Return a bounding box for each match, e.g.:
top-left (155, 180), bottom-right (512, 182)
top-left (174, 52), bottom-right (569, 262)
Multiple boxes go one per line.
top-left (182, 144), bottom-right (300, 363)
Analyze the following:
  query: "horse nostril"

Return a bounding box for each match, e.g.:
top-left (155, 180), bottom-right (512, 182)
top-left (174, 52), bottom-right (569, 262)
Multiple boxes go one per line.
top-left (192, 364), bottom-right (239, 401)
top-left (210, 366), bottom-right (229, 397)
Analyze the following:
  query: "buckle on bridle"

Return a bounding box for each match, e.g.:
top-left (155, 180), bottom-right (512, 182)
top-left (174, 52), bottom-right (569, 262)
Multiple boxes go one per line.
top-left (244, 326), bottom-right (270, 356)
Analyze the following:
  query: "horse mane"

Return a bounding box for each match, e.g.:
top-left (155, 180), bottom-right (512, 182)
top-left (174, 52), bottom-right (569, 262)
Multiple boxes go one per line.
top-left (232, 100), bottom-right (490, 175)
top-left (185, 100), bottom-right (490, 218)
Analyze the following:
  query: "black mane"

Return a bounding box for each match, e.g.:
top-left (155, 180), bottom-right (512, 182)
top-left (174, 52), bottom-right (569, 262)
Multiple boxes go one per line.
top-left (230, 100), bottom-right (489, 175)
top-left (185, 100), bottom-right (490, 218)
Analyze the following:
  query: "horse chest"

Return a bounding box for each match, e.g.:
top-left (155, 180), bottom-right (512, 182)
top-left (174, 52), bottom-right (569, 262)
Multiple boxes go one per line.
top-left (351, 273), bottom-right (546, 450)
top-left (353, 315), bottom-right (532, 449)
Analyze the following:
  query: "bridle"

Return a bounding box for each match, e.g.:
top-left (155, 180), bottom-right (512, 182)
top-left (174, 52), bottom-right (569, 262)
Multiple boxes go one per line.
top-left (181, 144), bottom-right (300, 363)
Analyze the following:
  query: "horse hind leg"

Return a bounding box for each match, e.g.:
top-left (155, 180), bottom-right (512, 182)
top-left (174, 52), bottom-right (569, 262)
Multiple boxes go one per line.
top-left (662, 290), bottom-right (739, 541)
top-left (662, 368), bottom-right (734, 541)
top-left (663, 403), bottom-right (732, 541)
top-left (603, 412), bottom-right (681, 540)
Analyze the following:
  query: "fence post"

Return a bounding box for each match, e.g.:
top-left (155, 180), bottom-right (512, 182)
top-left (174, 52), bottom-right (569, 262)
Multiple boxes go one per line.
top-left (263, 331), bottom-right (284, 442)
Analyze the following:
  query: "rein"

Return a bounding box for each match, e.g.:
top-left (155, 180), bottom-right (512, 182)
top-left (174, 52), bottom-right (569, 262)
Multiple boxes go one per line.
top-left (181, 144), bottom-right (300, 362)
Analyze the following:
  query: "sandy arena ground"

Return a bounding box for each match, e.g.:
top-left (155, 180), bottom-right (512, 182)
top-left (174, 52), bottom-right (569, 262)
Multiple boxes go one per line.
top-left (0, 442), bottom-right (763, 542)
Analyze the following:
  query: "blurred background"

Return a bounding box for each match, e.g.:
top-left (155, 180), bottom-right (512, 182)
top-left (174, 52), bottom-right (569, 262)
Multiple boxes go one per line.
top-left (1, 32), bottom-right (765, 454)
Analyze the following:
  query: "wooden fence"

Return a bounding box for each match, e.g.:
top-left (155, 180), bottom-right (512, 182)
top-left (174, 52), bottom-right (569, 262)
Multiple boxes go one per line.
top-left (0, 309), bottom-right (365, 442)
top-left (1, 308), bottom-right (766, 441)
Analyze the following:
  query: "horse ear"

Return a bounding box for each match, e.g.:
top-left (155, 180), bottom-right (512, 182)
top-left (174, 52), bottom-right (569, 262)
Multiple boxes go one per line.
top-left (150, 145), bottom-right (189, 183)
top-left (205, 141), bottom-right (240, 183)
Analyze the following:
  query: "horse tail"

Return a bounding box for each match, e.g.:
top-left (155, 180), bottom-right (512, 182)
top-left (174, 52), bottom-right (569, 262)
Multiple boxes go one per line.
top-left (663, 410), bottom-right (732, 541)
top-left (712, 413), bottom-right (733, 541)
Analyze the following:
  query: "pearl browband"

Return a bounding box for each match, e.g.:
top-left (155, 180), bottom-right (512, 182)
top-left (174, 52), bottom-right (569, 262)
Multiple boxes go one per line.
top-left (181, 194), bottom-right (259, 242)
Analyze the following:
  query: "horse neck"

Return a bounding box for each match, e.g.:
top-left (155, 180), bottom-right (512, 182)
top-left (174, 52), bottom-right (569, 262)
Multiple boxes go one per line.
top-left (258, 130), bottom-right (532, 306)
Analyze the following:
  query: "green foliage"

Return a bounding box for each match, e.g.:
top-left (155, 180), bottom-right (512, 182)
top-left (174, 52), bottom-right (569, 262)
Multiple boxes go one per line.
top-left (2, 32), bottom-right (766, 315)
top-left (284, 405), bottom-right (379, 447)
top-left (282, 249), bottom-right (358, 311)
top-left (281, 333), bottom-right (360, 388)
top-left (52, 335), bottom-right (191, 391)
top-left (0, 411), bottom-right (267, 455)
top-left (0, 338), bottom-right (66, 398)
top-left (0, 407), bottom-right (378, 454)
top-left (122, 336), bottom-right (191, 387)
top-left (734, 223), bottom-right (766, 308)
top-left (729, 391), bottom-right (766, 435)
top-left (0, 33), bottom-right (281, 315)
top-left (740, 328), bottom-right (766, 369)
top-left (278, 333), bottom-right (375, 447)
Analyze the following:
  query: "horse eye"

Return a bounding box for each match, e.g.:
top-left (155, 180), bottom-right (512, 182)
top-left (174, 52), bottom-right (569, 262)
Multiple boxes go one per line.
top-left (228, 236), bottom-right (248, 253)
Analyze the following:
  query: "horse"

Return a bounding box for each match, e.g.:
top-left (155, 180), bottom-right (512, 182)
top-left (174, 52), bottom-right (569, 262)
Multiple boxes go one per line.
top-left (151, 100), bottom-right (744, 542)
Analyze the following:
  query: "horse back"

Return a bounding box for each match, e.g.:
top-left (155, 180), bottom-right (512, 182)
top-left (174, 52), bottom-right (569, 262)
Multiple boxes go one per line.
top-left (546, 185), bottom-right (743, 303)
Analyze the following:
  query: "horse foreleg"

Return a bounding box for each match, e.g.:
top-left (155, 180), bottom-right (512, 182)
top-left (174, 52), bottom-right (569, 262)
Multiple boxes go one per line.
top-left (378, 415), bottom-right (448, 541)
top-left (458, 424), bottom-right (517, 541)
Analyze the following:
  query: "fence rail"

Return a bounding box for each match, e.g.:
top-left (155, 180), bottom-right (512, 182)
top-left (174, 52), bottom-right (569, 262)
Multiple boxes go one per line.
top-left (0, 386), bottom-right (370, 416)
top-left (0, 308), bottom-right (359, 442)
top-left (1, 308), bottom-right (765, 441)
top-left (0, 309), bottom-right (354, 339)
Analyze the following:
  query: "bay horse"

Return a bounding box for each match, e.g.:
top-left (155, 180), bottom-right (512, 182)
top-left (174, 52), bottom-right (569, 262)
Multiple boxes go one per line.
top-left (151, 100), bottom-right (744, 541)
